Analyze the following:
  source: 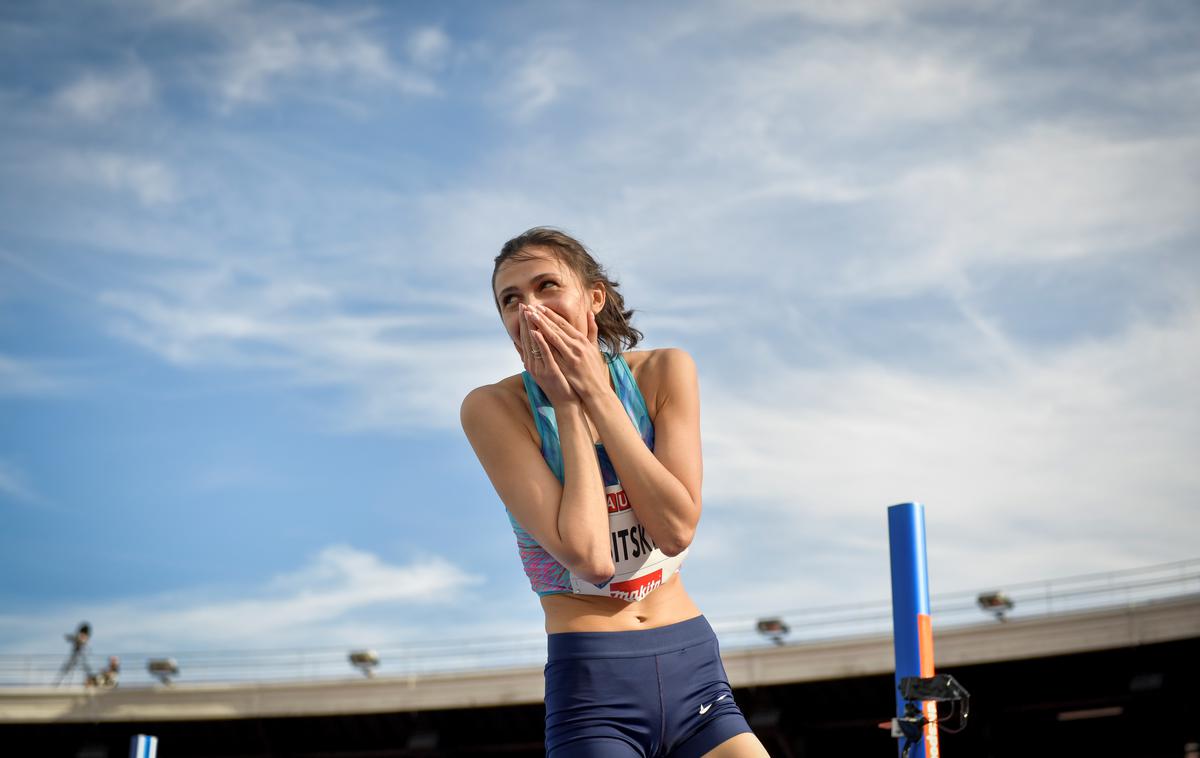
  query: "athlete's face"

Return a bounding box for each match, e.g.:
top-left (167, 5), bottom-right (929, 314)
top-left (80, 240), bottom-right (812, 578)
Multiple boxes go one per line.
top-left (493, 247), bottom-right (604, 355)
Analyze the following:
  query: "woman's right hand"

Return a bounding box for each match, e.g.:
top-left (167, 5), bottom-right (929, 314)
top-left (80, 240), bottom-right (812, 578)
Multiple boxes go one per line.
top-left (520, 304), bottom-right (579, 407)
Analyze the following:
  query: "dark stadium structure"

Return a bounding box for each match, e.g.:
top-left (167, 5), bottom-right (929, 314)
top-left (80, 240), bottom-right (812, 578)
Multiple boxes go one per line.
top-left (2, 618), bottom-right (1197, 757)
top-left (4, 561), bottom-right (1198, 758)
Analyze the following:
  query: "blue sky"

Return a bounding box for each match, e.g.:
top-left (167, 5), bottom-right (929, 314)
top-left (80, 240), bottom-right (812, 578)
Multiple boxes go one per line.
top-left (1, 0), bottom-right (1198, 659)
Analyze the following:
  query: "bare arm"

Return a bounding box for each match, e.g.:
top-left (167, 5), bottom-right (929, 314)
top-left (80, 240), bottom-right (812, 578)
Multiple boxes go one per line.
top-left (528, 305), bottom-right (702, 556)
top-left (460, 370), bottom-right (614, 584)
top-left (581, 348), bottom-right (701, 556)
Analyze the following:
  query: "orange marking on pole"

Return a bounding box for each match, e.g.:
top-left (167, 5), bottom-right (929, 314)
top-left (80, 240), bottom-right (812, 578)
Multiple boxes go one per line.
top-left (917, 613), bottom-right (940, 757)
top-left (918, 614), bottom-right (935, 676)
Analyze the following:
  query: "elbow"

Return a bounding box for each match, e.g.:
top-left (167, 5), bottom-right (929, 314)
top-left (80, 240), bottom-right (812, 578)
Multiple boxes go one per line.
top-left (656, 526), bottom-right (695, 558)
top-left (571, 557), bottom-right (615, 587)
top-left (658, 542), bottom-right (689, 559)
top-left (560, 542), bottom-right (614, 586)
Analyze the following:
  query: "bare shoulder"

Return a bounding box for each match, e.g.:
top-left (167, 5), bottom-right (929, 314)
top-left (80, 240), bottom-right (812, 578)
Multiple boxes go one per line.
top-left (624, 348), bottom-right (697, 415)
top-left (626, 347), bottom-right (696, 381)
top-left (460, 374), bottom-right (532, 434)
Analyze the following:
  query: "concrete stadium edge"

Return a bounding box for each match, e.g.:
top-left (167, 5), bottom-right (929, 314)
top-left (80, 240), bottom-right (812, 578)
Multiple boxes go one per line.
top-left (2, 594), bottom-right (1196, 725)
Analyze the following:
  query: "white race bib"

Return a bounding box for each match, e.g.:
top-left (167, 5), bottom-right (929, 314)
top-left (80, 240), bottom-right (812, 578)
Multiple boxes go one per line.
top-left (569, 484), bottom-right (687, 601)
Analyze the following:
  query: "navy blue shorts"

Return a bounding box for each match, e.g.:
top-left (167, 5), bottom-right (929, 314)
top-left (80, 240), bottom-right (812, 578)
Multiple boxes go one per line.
top-left (544, 615), bottom-right (752, 757)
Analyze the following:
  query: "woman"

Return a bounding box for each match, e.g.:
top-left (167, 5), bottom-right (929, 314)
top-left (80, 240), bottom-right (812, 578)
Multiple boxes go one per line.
top-left (462, 228), bottom-right (768, 757)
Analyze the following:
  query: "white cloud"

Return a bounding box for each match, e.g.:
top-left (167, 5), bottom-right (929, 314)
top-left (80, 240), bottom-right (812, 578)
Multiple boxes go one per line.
top-left (53, 64), bottom-right (155, 121)
top-left (501, 45), bottom-right (583, 121)
top-left (0, 353), bottom-right (70, 395)
top-left (98, 269), bottom-right (517, 431)
top-left (724, 0), bottom-right (957, 26)
top-left (408, 26), bottom-right (450, 69)
top-left (217, 27), bottom-right (432, 106)
top-left (152, 1), bottom-right (437, 109)
top-left (56, 150), bottom-right (177, 206)
top-left (410, 188), bottom-right (573, 273)
top-left (447, 9), bottom-right (1197, 316)
top-left (422, 17), bottom-right (1005, 289)
top-left (58, 2), bottom-right (1194, 450)
top-left (871, 129), bottom-right (1200, 295)
top-left (699, 305), bottom-right (1200, 597)
top-left (728, 40), bottom-right (996, 139)
top-left (0, 545), bottom-right (482, 655)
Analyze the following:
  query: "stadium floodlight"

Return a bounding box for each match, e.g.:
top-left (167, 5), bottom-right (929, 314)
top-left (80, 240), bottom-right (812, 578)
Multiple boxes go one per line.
top-left (147, 658), bottom-right (179, 685)
top-left (755, 617), bottom-right (789, 646)
top-left (976, 591), bottom-right (1014, 621)
top-left (349, 649), bottom-right (380, 678)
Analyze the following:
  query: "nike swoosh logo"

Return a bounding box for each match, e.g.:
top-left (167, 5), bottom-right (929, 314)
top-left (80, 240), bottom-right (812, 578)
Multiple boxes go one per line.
top-left (699, 693), bottom-right (729, 714)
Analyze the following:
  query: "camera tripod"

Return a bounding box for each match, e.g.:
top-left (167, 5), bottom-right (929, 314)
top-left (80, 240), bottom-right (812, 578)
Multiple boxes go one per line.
top-left (54, 623), bottom-right (94, 686)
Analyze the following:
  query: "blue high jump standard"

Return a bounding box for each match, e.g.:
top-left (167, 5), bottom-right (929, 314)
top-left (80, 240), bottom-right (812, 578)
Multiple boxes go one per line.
top-left (129, 734), bottom-right (158, 758)
top-left (888, 502), bottom-right (939, 758)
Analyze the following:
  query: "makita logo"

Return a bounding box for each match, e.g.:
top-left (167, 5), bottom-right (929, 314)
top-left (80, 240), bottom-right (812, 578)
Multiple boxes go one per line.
top-left (609, 569), bottom-right (663, 601)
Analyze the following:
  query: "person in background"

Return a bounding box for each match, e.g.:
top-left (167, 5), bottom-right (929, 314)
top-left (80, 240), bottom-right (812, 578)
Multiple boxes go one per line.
top-left (86, 656), bottom-right (120, 689)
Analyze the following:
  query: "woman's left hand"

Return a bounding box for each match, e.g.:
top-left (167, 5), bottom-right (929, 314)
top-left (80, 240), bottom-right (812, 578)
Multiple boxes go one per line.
top-left (526, 305), bottom-right (611, 402)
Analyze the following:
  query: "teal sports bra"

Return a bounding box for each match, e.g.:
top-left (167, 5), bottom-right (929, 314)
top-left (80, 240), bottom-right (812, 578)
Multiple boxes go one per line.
top-left (508, 353), bottom-right (688, 599)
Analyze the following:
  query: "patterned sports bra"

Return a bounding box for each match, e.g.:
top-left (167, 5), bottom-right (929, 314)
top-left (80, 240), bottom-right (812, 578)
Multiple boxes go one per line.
top-left (508, 353), bottom-right (688, 600)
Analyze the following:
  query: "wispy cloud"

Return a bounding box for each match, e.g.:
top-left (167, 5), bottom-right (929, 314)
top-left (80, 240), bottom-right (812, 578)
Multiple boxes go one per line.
top-left (726, 39), bottom-right (996, 139)
top-left (500, 44), bottom-right (583, 121)
top-left (152, 0), bottom-right (438, 109)
top-left (699, 303), bottom-right (1200, 595)
top-left (98, 268), bottom-right (516, 430)
top-left (55, 150), bottom-right (177, 206)
top-left (724, 0), bottom-right (952, 26)
top-left (53, 63), bottom-right (155, 121)
top-left (874, 129), bottom-right (1200, 295)
top-left (24, 1), bottom-right (1188, 447)
top-left (0, 545), bottom-right (482, 653)
top-left (0, 353), bottom-right (71, 396)
top-left (407, 26), bottom-right (450, 69)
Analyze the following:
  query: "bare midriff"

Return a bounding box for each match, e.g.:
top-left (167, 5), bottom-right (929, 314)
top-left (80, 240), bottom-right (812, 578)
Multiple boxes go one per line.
top-left (540, 574), bottom-right (703, 633)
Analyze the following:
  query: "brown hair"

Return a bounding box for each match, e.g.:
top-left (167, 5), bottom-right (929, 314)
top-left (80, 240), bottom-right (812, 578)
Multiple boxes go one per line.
top-left (493, 227), bottom-right (643, 355)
